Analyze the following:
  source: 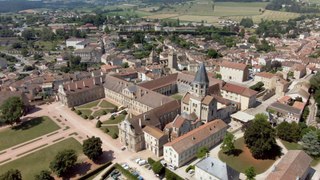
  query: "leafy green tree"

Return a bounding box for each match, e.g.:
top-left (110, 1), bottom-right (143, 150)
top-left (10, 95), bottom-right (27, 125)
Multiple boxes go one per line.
top-left (240, 18), bottom-right (254, 28)
top-left (221, 132), bottom-right (235, 155)
top-left (96, 120), bottom-right (102, 128)
top-left (276, 121), bottom-right (300, 142)
top-left (50, 149), bottom-right (77, 177)
top-left (21, 49), bottom-right (28, 57)
top-left (196, 147), bottom-right (209, 158)
top-left (0, 169), bottom-right (22, 180)
top-left (152, 161), bottom-right (164, 175)
top-left (82, 136), bottom-right (103, 160)
top-left (121, 62), bottom-right (129, 68)
top-left (244, 113), bottom-right (280, 159)
top-left (302, 131), bottom-right (320, 157)
top-left (245, 167), bottom-right (256, 180)
top-left (207, 49), bottom-right (221, 59)
top-left (248, 35), bottom-right (258, 44)
top-left (34, 170), bottom-right (54, 180)
top-left (0, 96), bottom-right (24, 125)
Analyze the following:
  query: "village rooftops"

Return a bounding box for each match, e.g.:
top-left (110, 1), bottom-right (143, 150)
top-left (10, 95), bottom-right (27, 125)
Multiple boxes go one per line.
top-left (222, 82), bottom-right (257, 98)
top-left (220, 61), bottom-right (247, 71)
top-left (255, 72), bottom-right (275, 79)
top-left (164, 119), bottom-right (227, 154)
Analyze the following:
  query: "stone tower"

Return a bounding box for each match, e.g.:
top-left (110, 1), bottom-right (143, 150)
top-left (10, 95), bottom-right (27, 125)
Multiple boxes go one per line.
top-left (148, 49), bottom-right (159, 64)
top-left (168, 50), bottom-right (178, 70)
top-left (191, 63), bottom-right (209, 97)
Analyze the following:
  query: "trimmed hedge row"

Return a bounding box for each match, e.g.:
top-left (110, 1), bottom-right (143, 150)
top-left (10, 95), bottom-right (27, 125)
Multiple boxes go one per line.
top-left (114, 163), bottom-right (138, 180)
top-left (78, 161), bottom-right (112, 180)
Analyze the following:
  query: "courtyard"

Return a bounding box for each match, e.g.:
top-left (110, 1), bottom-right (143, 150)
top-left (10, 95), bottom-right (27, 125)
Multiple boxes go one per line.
top-left (218, 137), bottom-right (276, 174)
top-left (0, 116), bottom-right (60, 151)
top-left (75, 99), bottom-right (117, 118)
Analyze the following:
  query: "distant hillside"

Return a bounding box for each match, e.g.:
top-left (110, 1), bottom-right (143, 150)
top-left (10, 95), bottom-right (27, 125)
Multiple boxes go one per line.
top-left (214, 0), bottom-right (268, 2)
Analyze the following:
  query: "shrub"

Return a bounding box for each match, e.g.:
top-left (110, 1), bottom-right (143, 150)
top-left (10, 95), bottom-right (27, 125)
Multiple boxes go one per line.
top-left (121, 110), bottom-right (128, 115)
top-left (152, 161), bottom-right (164, 175)
top-left (110, 115), bottom-right (115, 120)
top-left (89, 115), bottom-right (94, 120)
top-left (76, 110), bottom-right (82, 115)
top-left (82, 115), bottom-right (88, 119)
top-left (71, 107), bottom-right (75, 111)
top-left (111, 133), bottom-right (118, 139)
top-left (111, 107), bottom-right (118, 113)
top-left (96, 120), bottom-right (102, 128)
top-left (102, 110), bottom-right (107, 115)
top-left (185, 165), bottom-right (195, 173)
top-left (104, 128), bottom-right (109, 133)
top-left (165, 169), bottom-right (183, 180)
top-left (148, 157), bottom-right (155, 165)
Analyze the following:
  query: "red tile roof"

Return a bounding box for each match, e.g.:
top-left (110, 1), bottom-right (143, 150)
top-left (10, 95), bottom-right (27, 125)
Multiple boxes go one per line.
top-left (222, 83), bottom-right (257, 97)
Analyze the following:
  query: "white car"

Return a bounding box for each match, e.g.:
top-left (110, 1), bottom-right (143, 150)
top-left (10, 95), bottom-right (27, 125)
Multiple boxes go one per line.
top-left (138, 159), bottom-right (147, 166)
top-left (135, 158), bottom-right (142, 163)
top-left (168, 165), bottom-right (176, 171)
top-left (188, 169), bottom-right (194, 174)
top-left (122, 163), bottom-right (129, 170)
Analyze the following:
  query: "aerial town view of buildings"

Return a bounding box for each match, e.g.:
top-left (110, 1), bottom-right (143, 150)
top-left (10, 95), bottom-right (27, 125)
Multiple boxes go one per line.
top-left (0, 0), bottom-right (320, 179)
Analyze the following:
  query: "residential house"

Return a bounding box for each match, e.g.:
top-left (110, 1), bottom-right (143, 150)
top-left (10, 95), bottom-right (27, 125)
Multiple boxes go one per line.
top-left (143, 125), bottom-right (168, 157)
top-left (220, 61), bottom-right (249, 83)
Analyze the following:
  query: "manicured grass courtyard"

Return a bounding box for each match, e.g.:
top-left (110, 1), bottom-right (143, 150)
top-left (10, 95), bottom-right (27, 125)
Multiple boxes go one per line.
top-left (101, 126), bottom-right (119, 138)
top-left (0, 116), bottom-right (60, 151)
top-left (0, 138), bottom-right (83, 180)
top-left (103, 115), bottom-right (126, 125)
top-left (77, 100), bottom-right (101, 109)
top-left (218, 137), bottom-right (276, 174)
top-left (99, 100), bottom-right (117, 108)
top-left (78, 109), bottom-right (93, 117)
top-left (171, 94), bottom-right (183, 100)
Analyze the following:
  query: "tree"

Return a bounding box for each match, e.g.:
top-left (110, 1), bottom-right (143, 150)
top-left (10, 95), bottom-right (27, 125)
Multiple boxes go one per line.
top-left (207, 49), bottom-right (221, 59)
top-left (196, 146), bottom-right (209, 158)
top-left (0, 96), bottom-right (24, 125)
top-left (250, 82), bottom-right (264, 92)
top-left (302, 131), bottom-right (320, 157)
top-left (0, 169), bottom-right (22, 180)
top-left (244, 113), bottom-right (280, 159)
top-left (221, 132), bottom-right (235, 155)
top-left (152, 161), bottom-right (164, 175)
top-left (83, 136), bottom-right (103, 160)
top-left (50, 149), bottom-right (77, 177)
top-left (21, 49), bottom-right (28, 57)
top-left (96, 120), bottom-right (102, 128)
top-left (34, 170), bottom-right (54, 180)
top-left (240, 18), bottom-right (254, 28)
top-left (276, 121), bottom-right (301, 142)
top-left (245, 167), bottom-right (256, 180)
top-left (121, 62), bottom-right (129, 68)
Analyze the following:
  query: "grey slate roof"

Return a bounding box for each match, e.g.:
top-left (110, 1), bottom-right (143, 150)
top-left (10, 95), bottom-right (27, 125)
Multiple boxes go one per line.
top-left (194, 63), bottom-right (209, 84)
top-left (195, 157), bottom-right (239, 180)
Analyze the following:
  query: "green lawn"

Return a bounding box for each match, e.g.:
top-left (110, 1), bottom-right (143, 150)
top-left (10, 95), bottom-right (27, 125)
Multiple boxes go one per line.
top-left (103, 115), bottom-right (125, 125)
top-left (0, 138), bottom-right (82, 180)
top-left (171, 94), bottom-right (183, 100)
top-left (92, 109), bottom-right (110, 117)
top-left (0, 116), bottom-right (60, 151)
top-left (101, 126), bottom-right (119, 138)
top-left (280, 140), bottom-right (302, 150)
top-left (77, 100), bottom-right (101, 109)
top-left (218, 137), bottom-right (276, 174)
top-left (99, 100), bottom-right (117, 109)
top-left (78, 109), bottom-right (93, 117)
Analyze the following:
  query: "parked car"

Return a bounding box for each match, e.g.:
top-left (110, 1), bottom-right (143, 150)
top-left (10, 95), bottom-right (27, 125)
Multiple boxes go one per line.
top-left (188, 169), bottom-right (194, 174)
top-left (138, 159), bottom-right (147, 166)
top-left (135, 158), bottom-right (142, 163)
top-left (168, 164), bottom-right (176, 171)
top-left (121, 146), bottom-right (126, 151)
top-left (122, 163), bottom-right (129, 170)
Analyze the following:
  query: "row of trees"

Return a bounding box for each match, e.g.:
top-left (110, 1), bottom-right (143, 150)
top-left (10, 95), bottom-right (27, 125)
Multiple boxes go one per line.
top-left (0, 137), bottom-right (103, 179)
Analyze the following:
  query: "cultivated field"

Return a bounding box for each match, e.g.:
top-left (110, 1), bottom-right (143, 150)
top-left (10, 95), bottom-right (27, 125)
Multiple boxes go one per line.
top-left (140, 1), bottom-right (301, 24)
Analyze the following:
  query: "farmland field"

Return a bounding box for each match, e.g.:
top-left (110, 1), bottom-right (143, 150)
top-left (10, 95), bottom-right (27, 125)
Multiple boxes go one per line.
top-left (140, 1), bottom-right (301, 24)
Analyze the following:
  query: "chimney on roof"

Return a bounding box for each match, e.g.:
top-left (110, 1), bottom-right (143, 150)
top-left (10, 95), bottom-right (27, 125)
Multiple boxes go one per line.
top-left (75, 82), bottom-right (78, 89)
top-left (139, 118), bottom-right (142, 128)
top-left (100, 76), bottom-right (103, 84)
top-left (83, 81), bottom-right (86, 87)
top-left (68, 85), bottom-right (71, 91)
top-left (93, 78), bottom-right (96, 85)
top-left (211, 162), bottom-right (214, 167)
top-left (192, 136), bottom-right (195, 140)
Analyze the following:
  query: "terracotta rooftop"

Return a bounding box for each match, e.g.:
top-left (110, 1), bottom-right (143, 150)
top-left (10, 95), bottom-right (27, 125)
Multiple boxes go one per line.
top-left (266, 150), bottom-right (312, 180)
top-left (222, 83), bottom-right (257, 97)
top-left (220, 61), bottom-right (247, 71)
top-left (255, 72), bottom-right (275, 79)
top-left (143, 125), bottom-right (166, 140)
top-left (164, 119), bottom-right (227, 153)
top-left (292, 101), bottom-right (306, 110)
